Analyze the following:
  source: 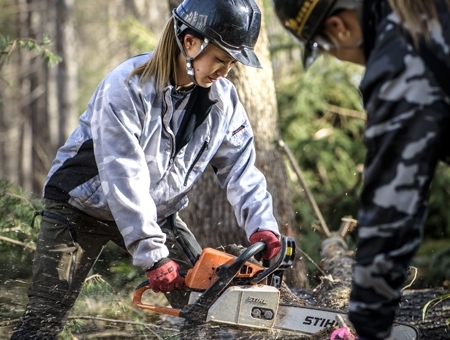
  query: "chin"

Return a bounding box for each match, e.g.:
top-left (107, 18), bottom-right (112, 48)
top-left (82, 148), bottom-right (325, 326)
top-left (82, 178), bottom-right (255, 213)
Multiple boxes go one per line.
top-left (198, 82), bottom-right (213, 88)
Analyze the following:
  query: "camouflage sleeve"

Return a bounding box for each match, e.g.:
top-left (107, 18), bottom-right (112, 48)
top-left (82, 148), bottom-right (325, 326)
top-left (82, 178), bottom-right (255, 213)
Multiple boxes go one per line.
top-left (91, 72), bottom-right (169, 271)
top-left (209, 88), bottom-right (280, 240)
top-left (348, 11), bottom-right (450, 340)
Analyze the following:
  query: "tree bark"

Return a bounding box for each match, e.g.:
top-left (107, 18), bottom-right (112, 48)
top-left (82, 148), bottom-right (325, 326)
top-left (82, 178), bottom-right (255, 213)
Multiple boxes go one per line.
top-left (55, 0), bottom-right (78, 148)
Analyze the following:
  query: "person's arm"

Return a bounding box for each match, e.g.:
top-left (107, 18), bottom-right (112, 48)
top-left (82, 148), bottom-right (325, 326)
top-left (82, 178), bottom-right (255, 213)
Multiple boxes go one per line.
top-left (91, 74), bottom-right (169, 271)
top-left (210, 86), bottom-right (281, 259)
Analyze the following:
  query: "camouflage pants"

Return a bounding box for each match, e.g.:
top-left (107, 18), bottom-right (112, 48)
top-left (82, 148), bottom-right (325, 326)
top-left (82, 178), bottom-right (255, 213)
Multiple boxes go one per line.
top-left (10, 199), bottom-right (202, 339)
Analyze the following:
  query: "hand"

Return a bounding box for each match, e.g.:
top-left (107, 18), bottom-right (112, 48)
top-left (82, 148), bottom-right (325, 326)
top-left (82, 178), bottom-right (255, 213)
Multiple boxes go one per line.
top-left (146, 258), bottom-right (184, 293)
top-left (249, 230), bottom-right (281, 260)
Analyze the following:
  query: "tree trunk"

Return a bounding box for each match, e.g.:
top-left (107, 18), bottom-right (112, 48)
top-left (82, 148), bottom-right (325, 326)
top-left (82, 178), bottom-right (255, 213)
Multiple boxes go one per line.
top-left (55, 0), bottom-right (78, 148)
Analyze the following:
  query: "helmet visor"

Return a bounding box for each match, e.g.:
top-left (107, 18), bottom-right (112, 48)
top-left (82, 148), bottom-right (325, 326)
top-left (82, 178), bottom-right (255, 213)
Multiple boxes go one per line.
top-left (303, 41), bottom-right (321, 70)
top-left (302, 35), bottom-right (334, 69)
top-left (213, 40), bottom-right (262, 69)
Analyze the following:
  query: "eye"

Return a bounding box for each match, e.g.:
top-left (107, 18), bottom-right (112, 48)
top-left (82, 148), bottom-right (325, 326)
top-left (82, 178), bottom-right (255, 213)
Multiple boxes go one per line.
top-left (217, 58), bottom-right (225, 63)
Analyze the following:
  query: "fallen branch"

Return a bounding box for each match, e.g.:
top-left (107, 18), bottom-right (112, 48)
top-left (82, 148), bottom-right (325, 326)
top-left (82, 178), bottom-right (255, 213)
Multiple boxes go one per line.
top-left (0, 235), bottom-right (35, 251)
top-left (279, 139), bottom-right (331, 238)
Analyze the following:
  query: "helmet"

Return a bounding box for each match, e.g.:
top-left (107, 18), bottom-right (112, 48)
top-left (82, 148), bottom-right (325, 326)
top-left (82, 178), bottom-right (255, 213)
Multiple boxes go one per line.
top-left (272, 0), bottom-right (363, 68)
top-left (272, 0), bottom-right (337, 68)
top-left (173, 0), bottom-right (262, 68)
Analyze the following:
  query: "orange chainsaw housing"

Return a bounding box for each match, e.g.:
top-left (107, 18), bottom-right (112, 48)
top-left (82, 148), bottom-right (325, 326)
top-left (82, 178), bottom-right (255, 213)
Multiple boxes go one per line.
top-left (184, 247), bottom-right (265, 290)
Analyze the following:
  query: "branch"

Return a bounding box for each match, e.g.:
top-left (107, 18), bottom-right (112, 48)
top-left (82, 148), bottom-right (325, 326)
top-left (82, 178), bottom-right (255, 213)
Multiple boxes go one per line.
top-left (338, 216), bottom-right (357, 238)
top-left (326, 104), bottom-right (366, 120)
top-left (0, 235), bottom-right (35, 251)
top-left (279, 140), bottom-right (331, 238)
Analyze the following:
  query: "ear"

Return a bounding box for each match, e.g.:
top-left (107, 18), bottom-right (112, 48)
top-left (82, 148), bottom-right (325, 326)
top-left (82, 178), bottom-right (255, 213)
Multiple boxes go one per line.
top-left (323, 15), bottom-right (348, 38)
top-left (183, 34), bottom-right (197, 50)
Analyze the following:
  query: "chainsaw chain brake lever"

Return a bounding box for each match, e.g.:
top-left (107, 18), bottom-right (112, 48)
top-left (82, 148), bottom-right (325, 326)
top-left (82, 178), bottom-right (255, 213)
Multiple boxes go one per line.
top-left (250, 236), bottom-right (296, 286)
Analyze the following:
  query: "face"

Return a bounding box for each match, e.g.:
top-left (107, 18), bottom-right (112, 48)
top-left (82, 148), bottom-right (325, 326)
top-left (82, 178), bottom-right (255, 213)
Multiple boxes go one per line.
top-left (181, 36), bottom-right (237, 88)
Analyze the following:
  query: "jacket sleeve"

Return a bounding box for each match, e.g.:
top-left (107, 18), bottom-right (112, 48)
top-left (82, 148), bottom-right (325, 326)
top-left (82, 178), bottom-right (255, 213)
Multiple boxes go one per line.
top-left (210, 85), bottom-right (280, 240)
top-left (90, 72), bottom-right (169, 271)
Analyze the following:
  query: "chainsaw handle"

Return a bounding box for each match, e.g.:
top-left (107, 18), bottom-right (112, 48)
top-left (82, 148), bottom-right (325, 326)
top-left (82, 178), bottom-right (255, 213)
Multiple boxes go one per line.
top-left (132, 280), bottom-right (182, 317)
top-left (222, 241), bottom-right (266, 274)
top-left (250, 236), bottom-right (296, 284)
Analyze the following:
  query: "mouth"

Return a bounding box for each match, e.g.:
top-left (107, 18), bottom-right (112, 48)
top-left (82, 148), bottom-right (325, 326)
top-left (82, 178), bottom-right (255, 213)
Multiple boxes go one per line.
top-left (208, 77), bottom-right (218, 83)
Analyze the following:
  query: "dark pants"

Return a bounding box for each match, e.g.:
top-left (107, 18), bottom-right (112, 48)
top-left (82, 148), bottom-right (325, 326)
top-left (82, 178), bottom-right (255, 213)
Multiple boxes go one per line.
top-left (10, 199), bottom-right (202, 339)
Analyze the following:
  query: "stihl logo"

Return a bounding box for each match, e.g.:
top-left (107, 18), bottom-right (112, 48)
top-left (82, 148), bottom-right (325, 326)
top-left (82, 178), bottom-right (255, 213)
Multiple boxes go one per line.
top-left (246, 297), bottom-right (268, 304)
top-left (303, 316), bottom-right (337, 328)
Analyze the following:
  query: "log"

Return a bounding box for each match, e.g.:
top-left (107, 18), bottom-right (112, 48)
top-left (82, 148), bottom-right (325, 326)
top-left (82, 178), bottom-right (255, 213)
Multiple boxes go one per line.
top-left (308, 230), bottom-right (450, 340)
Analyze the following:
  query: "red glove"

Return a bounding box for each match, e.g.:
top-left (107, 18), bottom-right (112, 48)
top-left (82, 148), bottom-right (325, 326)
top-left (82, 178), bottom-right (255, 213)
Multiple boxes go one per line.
top-left (146, 258), bottom-right (184, 293)
top-left (249, 230), bottom-right (281, 260)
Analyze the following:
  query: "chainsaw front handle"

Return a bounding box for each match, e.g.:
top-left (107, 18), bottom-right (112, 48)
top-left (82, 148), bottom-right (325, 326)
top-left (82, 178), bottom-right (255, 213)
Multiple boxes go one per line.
top-left (251, 236), bottom-right (296, 284)
top-left (133, 280), bottom-right (182, 317)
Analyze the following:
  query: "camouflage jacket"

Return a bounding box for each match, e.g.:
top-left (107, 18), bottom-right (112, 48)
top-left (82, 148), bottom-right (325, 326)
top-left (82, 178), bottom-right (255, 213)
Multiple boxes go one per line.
top-left (43, 53), bottom-right (279, 270)
top-left (349, 1), bottom-right (450, 338)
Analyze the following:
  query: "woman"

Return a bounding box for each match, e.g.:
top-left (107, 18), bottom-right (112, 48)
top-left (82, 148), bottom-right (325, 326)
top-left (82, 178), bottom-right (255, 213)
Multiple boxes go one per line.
top-left (11, 0), bottom-right (282, 338)
top-left (273, 0), bottom-right (450, 339)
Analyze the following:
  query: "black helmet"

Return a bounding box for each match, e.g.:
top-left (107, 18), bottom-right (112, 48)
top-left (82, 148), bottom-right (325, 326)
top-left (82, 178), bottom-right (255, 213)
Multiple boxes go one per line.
top-left (272, 0), bottom-right (337, 68)
top-left (173, 0), bottom-right (262, 69)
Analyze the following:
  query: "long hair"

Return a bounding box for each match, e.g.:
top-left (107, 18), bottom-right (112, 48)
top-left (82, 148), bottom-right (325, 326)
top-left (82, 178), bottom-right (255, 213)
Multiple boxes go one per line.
top-left (388, 0), bottom-right (449, 45)
top-left (129, 17), bottom-right (180, 93)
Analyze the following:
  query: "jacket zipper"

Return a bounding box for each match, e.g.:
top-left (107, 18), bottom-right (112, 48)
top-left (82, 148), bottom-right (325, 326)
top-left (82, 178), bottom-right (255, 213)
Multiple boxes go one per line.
top-left (162, 92), bottom-right (176, 176)
top-left (184, 140), bottom-right (209, 186)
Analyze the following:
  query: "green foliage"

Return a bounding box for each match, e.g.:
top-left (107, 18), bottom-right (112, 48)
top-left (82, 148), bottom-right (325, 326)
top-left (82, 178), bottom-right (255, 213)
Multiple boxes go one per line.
top-left (0, 180), bottom-right (42, 279)
top-left (276, 56), bottom-right (366, 231)
top-left (120, 15), bottom-right (159, 52)
top-left (0, 34), bottom-right (62, 73)
top-left (274, 56), bottom-right (366, 276)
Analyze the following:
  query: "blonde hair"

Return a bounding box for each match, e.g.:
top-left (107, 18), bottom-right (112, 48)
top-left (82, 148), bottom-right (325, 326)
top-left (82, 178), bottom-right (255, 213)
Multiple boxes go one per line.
top-left (129, 17), bottom-right (180, 93)
top-left (388, 0), bottom-right (449, 45)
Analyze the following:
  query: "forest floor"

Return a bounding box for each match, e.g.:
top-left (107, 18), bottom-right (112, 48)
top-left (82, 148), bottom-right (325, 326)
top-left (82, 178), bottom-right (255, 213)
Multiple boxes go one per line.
top-left (0, 278), bottom-right (333, 340)
top-left (1, 238), bottom-right (449, 339)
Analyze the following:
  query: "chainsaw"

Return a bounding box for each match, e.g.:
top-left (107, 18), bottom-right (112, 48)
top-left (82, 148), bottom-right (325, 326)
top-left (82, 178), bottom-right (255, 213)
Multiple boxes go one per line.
top-left (133, 236), bottom-right (419, 339)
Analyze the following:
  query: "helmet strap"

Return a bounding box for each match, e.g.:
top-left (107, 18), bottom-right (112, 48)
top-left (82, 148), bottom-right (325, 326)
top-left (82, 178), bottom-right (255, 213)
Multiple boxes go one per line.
top-left (174, 19), bottom-right (210, 86)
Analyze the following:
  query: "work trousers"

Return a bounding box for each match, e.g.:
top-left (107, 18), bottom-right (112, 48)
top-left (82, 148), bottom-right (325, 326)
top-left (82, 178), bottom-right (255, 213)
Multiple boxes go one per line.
top-left (10, 199), bottom-right (202, 340)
